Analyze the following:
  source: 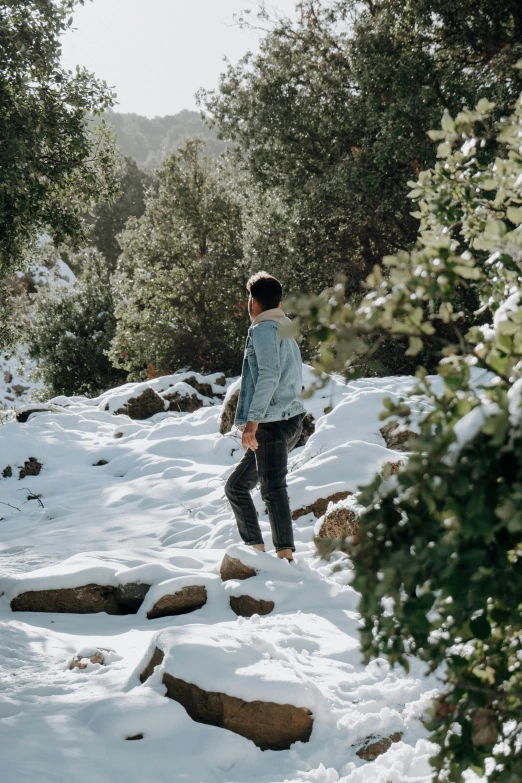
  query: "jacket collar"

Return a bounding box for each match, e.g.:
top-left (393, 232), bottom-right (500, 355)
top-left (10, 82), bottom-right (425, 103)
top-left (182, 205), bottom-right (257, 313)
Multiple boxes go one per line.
top-left (251, 307), bottom-right (291, 327)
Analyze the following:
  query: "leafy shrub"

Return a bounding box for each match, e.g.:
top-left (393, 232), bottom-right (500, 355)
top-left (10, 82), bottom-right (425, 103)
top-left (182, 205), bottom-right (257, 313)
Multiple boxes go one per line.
top-left (109, 140), bottom-right (249, 379)
top-left (27, 249), bottom-right (126, 397)
top-left (295, 87), bottom-right (522, 781)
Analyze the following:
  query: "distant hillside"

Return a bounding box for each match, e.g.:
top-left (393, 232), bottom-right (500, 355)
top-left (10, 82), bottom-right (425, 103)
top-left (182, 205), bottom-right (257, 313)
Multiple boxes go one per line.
top-left (103, 109), bottom-right (226, 168)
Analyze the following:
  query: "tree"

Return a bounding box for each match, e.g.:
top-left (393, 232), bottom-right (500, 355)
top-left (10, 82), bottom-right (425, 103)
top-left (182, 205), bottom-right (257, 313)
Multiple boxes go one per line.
top-left (0, 0), bottom-right (119, 344)
top-left (201, 0), bottom-right (522, 299)
top-left (294, 90), bottom-right (522, 782)
top-left (86, 156), bottom-right (152, 271)
top-left (109, 140), bottom-right (249, 378)
top-left (27, 248), bottom-right (127, 397)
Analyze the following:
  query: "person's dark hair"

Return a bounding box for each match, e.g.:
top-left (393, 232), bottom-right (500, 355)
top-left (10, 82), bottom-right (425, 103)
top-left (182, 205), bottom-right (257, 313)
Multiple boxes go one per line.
top-left (247, 271), bottom-right (283, 310)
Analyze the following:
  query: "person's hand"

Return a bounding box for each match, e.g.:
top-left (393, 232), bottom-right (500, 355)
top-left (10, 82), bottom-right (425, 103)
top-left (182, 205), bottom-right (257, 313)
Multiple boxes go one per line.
top-left (242, 421), bottom-right (259, 451)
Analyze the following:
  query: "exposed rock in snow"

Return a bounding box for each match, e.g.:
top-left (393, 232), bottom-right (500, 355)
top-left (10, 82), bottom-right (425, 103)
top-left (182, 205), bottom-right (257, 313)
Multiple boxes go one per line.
top-left (316, 497), bottom-right (360, 542)
top-left (18, 456), bottom-right (42, 479)
top-left (219, 384), bottom-right (240, 434)
top-left (114, 387), bottom-right (166, 419)
top-left (229, 595), bottom-right (275, 617)
top-left (11, 584), bottom-right (121, 614)
top-left (295, 411), bottom-right (316, 447)
top-left (146, 585), bottom-right (207, 619)
top-left (292, 490), bottom-right (353, 521)
top-left (220, 552), bottom-right (257, 581)
top-left (380, 422), bottom-right (419, 451)
top-left (355, 732), bottom-right (403, 760)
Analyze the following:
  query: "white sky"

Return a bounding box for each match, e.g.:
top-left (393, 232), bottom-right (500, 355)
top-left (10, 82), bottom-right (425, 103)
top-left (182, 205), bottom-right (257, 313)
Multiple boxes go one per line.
top-left (60, 0), bottom-right (297, 118)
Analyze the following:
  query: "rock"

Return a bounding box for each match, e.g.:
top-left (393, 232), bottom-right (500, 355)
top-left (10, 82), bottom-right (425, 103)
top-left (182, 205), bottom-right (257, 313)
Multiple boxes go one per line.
top-left (11, 584), bottom-right (121, 615)
top-left (147, 585), bottom-right (207, 619)
top-left (116, 582), bottom-right (151, 614)
top-left (139, 646), bottom-right (165, 683)
top-left (229, 595), bottom-right (274, 617)
top-left (161, 671), bottom-right (313, 750)
top-left (125, 734), bottom-right (144, 741)
top-left (4, 371), bottom-right (13, 384)
top-left (219, 388), bottom-right (239, 435)
top-left (316, 505), bottom-right (359, 542)
top-left (292, 491), bottom-right (352, 521)
top-left (382, 460), bottom-right (404, 477)
top-left (220, 553), bottom-right (257, 582)
top-left (15, 408), bottom-right (50, 423)
top-left (2, 465), bottom-right (12, 478)
top-left (18, 457), bottom-right (42, 479)
top-left (214, 374), bottom-right (226, 387)
top-left (295, 412), bottom-right (315, 448)
top-left (114, 387), bottom-right (165, 420)
top-left (12, 384), bottom-right (29, 397)
top-left (183, 376), bottom-right (214, 398)
top-left (114, 432), bottom-right (123, 439)
top-left (11, 582), bottom-right (151, 615)
top-left (355, 732), bottom-right (403, 760)
top-left (93, 459), bottom-right (108, 466)
top-left (69, 649), bottom-right (107, 670)
top-left (163, 391), bottom-right (204, 413)
top-left (380, 423), bottom-right (419, 452)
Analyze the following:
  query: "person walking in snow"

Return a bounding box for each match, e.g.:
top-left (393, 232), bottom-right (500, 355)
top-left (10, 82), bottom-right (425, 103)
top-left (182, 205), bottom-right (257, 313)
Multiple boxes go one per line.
top-left (225, 272), bottom-right (306, 562)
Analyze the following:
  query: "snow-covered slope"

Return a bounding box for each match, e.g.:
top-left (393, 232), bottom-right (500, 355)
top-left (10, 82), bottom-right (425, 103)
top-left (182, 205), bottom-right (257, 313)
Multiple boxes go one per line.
top-left (0, 368), bottom-right (443, 783)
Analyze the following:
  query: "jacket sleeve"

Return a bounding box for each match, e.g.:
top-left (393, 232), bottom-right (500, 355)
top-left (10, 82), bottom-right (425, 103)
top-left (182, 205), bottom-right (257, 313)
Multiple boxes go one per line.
top-left (247, 324), bottom-right (281, 422)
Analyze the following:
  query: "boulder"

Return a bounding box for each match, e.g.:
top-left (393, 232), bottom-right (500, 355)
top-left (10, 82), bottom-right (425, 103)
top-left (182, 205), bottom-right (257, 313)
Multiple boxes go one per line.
top-left (163, 391), bottom-right (204, 413)
top-left (316, 505), bottom-right (359, 543)
top-left (69, 648), bottom-right (107, 670)
top-left (15, 408), bottom-right (50, 423)
top-left (355, 732), bottom-right (403, 760)
top-left (182, 376), bottom-right (214, 398)
top-left (11, 584), bottom-right (121, 615)
top-left (146, 585), bottom-right (207, 619)
top-left (380, 423), bottom-right (418, 452)
top-left (292, 490), bottom-right (352, 521)
top-left (11, 582), bottom-right (151, 615)
top-left (220, 553), bottom-right (257, 582)
top-left (382, 460), bottom-right (404, 477)
top-left (295, 412), bottom-right (315, 448)
top-left (219, 388), bottom-right (240, 435)
top-left (139, 646), bottom-right (165, 683)
top-left (18, 457), bottom-right (42, 479)
top-left (161, 671), bottom-right (313, 751)
top-left (229, 595), bottom-right (274, 617)
top-left (116, 582), bottom-right (151, 614)
top-left (114, 387), bottom-right (165, 420)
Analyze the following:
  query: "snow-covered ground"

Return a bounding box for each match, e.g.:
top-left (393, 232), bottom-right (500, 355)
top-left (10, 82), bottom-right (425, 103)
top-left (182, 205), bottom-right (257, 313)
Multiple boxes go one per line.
top-left (0, 367), bottom-right (444, 783)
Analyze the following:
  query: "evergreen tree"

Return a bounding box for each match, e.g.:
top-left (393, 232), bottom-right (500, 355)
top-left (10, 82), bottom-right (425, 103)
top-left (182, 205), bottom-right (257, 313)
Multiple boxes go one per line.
top-left (86, 156), bottom-right (152, 271)
top-left (0, 0), bottom-right (119, 348)
top-left (201, 0), bottom-right (522, 297)
top-left (109, 140), bottom-right (248, 378)
top-left (27, 249), bottom-right (126, 397)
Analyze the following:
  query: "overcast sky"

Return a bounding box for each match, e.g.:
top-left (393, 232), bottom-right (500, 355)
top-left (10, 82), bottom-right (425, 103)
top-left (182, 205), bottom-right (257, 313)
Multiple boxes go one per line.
top-left (60, 0), bottom-right (296, 118)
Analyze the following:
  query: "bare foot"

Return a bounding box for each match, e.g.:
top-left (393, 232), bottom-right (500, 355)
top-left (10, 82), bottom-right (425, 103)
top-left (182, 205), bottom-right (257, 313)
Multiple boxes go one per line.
top-left (252, 544), bottom-right (265, 552)
top-left (276, 548), bottom-right (293, 561)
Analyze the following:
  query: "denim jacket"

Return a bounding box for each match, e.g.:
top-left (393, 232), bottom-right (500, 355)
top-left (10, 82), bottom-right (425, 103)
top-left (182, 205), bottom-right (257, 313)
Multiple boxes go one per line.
top-left (234, 317), bottom-right (306, 426)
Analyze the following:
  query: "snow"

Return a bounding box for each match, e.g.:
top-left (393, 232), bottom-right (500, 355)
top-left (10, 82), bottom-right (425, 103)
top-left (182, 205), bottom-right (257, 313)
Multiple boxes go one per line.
top-left (0, 366), bottom-right (445, 783)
